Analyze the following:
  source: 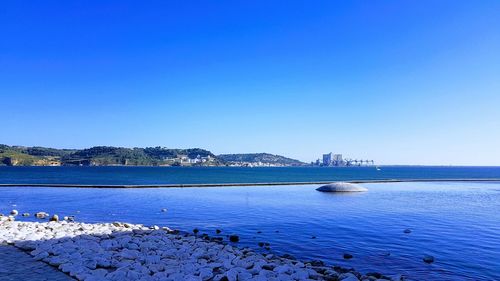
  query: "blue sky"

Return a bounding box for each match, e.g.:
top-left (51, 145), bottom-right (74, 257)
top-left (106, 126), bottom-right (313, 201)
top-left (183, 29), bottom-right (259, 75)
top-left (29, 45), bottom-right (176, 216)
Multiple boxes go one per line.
top-left (1, 1), bottom-right (499, 165)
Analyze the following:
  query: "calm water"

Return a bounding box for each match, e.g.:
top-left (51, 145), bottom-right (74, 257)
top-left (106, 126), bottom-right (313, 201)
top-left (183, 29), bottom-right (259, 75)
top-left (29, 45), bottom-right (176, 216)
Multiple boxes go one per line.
top-left (1, 166), bottom-right (500, 185)
top-left (1, 167), bottom-right (500, 280)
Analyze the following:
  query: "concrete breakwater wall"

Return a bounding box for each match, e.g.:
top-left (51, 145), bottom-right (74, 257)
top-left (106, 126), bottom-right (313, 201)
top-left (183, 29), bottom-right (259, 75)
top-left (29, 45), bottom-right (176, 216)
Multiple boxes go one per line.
top-left (0, 178), bottom-right (499, 188)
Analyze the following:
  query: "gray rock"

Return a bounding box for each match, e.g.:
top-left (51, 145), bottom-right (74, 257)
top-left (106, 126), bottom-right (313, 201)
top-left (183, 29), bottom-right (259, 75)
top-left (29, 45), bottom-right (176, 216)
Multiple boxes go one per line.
top-left (316, 182), bottom-right (368, 192)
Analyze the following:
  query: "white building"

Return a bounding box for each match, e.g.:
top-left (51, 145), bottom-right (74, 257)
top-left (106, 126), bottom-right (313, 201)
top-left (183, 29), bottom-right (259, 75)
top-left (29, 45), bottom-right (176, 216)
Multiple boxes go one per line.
top-left (333, 154), bottom-right (343, 166)
top-left (322, 153), bottom-right (332, 166)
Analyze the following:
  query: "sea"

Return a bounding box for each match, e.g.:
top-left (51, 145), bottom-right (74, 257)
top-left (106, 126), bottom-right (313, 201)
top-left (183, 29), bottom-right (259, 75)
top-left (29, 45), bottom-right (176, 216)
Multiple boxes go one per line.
top-left (1, 166), bottom-right (499, 280)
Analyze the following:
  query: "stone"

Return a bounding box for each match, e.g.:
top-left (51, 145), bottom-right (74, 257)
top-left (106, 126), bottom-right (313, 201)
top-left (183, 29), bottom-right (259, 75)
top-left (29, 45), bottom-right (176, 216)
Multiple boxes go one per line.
top-left (366, 272), bottom-right (383, 279)
top-left (339, 272), bottom-right (360, 281)
top-left (343, 253), bottom-right (353, 259)
top-left (10, 210), bottom-right (18, 216)
top-left (62, 215), bottom-right (75, 222)
top-left (35, 212), bottom-right (49, 219)
top-left (0, 219), bottom-right (384, 281)
top-left (198, 267), bottom-right (213, 280)
top-left (22, 213), bottom-right (30, 217)
top-left (50, 214), bottom-right (59, 222)
top-left (403, 229), bottom-right (412, 234)
top-left (423, 255), bottom-right (434, 264)
top-left (316, 182), bottom-right (368, 192)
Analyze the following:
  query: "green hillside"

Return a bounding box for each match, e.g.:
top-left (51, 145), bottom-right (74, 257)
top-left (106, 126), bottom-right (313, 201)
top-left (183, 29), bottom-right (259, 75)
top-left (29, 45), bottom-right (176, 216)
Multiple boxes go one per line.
top-left (0, 145), bottom-right (303, 167)
top-left (0, 145), bottom-right (220, 166)
top-left (218, 153), bottom-right (305, 166)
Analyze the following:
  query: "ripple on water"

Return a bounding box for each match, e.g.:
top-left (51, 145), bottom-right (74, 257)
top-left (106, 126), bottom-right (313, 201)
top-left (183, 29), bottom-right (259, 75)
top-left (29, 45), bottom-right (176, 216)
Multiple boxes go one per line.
top-left (1, 182), bottom-right (500, 280)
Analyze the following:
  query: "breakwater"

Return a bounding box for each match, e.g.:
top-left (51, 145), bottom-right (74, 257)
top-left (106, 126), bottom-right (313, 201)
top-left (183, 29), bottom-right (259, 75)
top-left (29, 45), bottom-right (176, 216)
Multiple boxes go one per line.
top-left (0, 178), bottom-right (499, 188)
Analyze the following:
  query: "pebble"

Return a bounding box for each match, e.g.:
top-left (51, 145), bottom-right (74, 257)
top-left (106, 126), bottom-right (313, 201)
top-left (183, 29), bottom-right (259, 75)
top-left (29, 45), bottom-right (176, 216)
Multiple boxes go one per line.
top-left (0, 216), bottom-right (397, 281)
top-left (10, 210), bottom-right (18, 216)
top-left (35, 212), bottom-right (49, 219)
top-left (339, 272), bottom-right (360, 281)
top-left (229, 235), bottom-right (239, 242)
top-left (423, 255), bottom-right (435, 264)
top-left (343, 253), bottom-right (353, 259)
top-left (49, 214), bottom-right (59, 222)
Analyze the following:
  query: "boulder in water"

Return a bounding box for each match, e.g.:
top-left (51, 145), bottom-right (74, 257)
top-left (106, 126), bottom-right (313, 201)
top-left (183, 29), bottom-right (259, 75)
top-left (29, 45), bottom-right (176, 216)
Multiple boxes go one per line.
top-left (229, 235), bottom-right (240, 242)
top-left (423, 255), bottom-right (435, 264)
top-left (316, 182), bottom-right (367, 192)
top-left (35, 212), bottom-right (49, 219)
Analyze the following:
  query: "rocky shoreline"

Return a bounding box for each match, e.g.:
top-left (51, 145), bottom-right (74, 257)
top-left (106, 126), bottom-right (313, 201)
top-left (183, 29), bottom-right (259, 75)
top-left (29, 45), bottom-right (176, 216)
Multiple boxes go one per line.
top-left (0, 214), bottom-right (403, 281)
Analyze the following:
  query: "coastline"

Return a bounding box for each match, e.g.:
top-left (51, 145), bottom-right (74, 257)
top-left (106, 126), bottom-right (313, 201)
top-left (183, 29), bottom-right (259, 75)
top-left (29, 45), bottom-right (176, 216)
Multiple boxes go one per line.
top-left (0, 178), bottom-right (499, 188)
top-left (1, 216), bottom-right (403, 281)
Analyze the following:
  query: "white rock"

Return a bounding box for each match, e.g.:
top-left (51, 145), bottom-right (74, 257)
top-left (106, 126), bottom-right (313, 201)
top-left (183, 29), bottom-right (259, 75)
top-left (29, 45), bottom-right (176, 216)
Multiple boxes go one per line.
top-left (339, 272), bottom-right (360, 281)
top-left (0, 220), bottom-right (382, 281)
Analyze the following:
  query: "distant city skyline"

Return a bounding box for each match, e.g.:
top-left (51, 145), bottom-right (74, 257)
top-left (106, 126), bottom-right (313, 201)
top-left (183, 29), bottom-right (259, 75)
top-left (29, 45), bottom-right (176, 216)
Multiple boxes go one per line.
top-left (2, 1), bottom-right (499, 166)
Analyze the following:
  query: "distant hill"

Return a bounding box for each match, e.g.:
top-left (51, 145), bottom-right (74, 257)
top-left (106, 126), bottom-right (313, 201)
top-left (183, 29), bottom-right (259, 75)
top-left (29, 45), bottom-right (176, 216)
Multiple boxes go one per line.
top-left (0, 145), bottom-right (220, 166)
top-left (0, 144), bottom-right (75, 166)
top-left (218, 153), bottom-right (305, 166)
top-left (61, 146), bottom-right (218, 166)
top-left (0, 145), bottom-right (305, 167)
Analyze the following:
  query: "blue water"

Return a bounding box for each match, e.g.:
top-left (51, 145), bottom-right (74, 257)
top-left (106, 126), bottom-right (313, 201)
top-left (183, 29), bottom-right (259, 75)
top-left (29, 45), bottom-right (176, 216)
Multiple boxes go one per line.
top-left (1, 166), bottom-right (500, 184)
top-left (1, 167), bottom-right (500, 280)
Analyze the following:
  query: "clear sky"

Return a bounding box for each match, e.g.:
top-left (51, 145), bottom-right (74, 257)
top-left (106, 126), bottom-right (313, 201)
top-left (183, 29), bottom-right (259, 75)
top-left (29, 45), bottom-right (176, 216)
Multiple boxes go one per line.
top-left (1, 1), bottom-right (499, 165)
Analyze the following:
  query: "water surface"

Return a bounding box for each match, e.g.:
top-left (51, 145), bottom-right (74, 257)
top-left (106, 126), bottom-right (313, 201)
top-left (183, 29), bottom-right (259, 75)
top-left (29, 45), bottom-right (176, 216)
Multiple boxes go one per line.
top-left (1, 181), bottom-right (499, 281)
top-left (1, 166), bottom-right (500, 185)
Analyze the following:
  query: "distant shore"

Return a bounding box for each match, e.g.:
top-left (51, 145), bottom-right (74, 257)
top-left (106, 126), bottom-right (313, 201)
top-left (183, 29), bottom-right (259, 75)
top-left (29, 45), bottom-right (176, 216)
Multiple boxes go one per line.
top-left (1, 178), bottom-right (499, 188)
